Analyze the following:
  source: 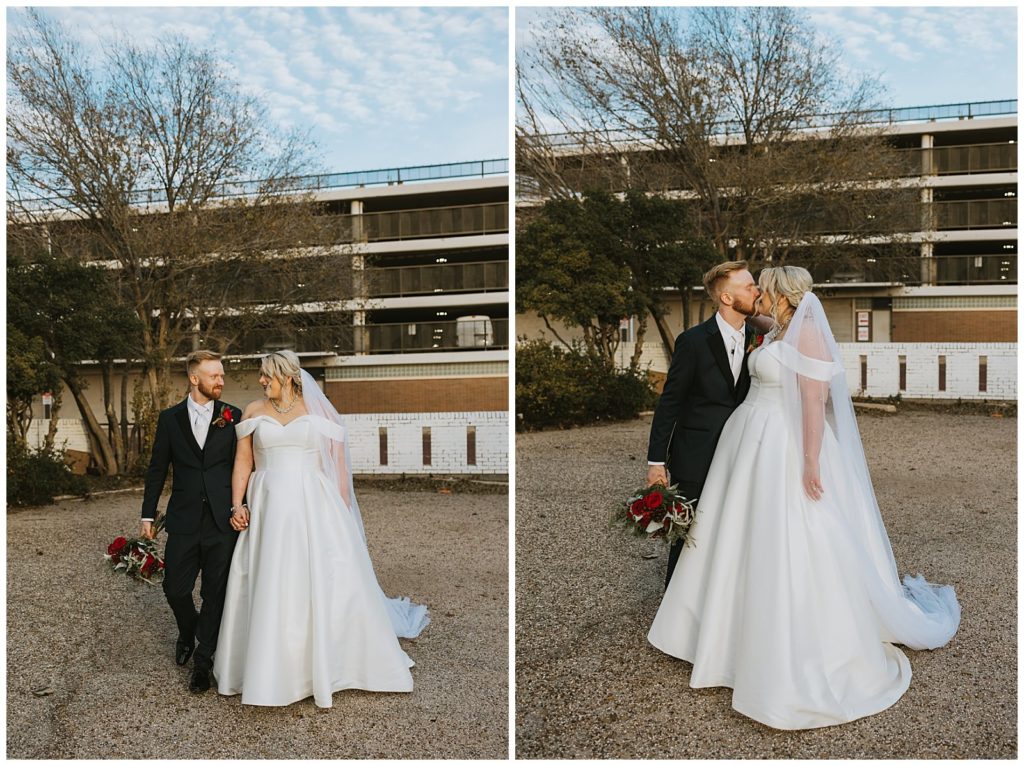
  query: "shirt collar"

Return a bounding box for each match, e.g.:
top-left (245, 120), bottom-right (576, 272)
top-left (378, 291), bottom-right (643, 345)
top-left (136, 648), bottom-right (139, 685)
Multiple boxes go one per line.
top-left (715, 312), bottom-right (745, 344)
top-left (187, 395), bottom-right (215, 417)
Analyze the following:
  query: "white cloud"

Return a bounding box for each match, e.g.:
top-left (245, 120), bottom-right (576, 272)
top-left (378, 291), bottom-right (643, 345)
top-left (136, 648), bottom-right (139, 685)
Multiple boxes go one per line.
top-left (9, 6), bottom-right (508, 171)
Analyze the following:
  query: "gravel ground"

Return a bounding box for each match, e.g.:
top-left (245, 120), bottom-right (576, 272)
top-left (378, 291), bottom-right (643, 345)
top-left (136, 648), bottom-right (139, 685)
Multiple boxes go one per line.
top-left (515, 411), bottom-right (1016, 759)
top-left (8, 488), bottom-right (508, 759)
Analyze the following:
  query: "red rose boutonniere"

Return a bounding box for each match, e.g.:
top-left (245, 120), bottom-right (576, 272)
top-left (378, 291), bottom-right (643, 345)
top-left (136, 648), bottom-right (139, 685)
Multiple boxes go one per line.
top-left (746, 334), bottom-right (765, 354)
top-left (212, 407), bottom-right (234, 428)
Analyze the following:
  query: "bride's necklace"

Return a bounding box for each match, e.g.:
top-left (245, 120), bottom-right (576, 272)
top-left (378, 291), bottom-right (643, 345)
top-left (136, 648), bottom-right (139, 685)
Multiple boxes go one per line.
top-left (767, 314), bottom-right (794, 341)
top-left (269, 394), bottom-right (300, 414)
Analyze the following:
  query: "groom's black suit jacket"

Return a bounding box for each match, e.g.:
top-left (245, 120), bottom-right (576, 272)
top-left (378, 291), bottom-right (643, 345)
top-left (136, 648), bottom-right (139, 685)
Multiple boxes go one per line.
top-left (647, 315), bottom-right (754, 501)
top-left (141, 398), bottom-right (243, 535)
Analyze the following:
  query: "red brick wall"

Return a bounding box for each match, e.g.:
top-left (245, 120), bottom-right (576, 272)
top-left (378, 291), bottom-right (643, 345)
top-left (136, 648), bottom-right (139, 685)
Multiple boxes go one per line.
top-left (326, 377), bottom-right (507, 413)
top-left (891, 311), bottom-right (1017, 342)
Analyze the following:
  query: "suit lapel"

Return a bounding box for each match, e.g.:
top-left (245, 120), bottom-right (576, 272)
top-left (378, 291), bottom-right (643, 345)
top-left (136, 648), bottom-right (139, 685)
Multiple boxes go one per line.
top-left (705, 317), bottom-right (736, 395)
top-left (174, 399), bottom-right (204, 462)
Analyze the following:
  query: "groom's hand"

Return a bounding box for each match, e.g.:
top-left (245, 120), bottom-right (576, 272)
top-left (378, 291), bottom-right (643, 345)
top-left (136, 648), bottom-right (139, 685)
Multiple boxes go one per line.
top-left (140, 521), bottom-right (154, 540)
top-left (646, 465), bottom-right (668, 487)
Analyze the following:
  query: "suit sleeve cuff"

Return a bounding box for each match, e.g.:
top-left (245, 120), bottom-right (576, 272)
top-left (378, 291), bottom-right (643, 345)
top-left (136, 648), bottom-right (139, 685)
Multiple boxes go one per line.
top-left (647, 461), bottom-right (665, 466)
top-left (141, 517), bottom-right (155, 522)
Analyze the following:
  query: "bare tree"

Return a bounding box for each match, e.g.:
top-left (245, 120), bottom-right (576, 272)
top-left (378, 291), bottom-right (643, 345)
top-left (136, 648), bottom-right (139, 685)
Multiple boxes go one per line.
top-left (517, 6), bottom-right (920, 322)
top-left (7, 10), bottom-right (355, 474)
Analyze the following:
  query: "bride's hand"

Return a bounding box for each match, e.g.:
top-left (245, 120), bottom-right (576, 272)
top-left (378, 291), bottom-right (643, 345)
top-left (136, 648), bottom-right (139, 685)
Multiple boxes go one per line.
top-left (230, 505), bottom-right (250, 531)
top-left (803, 461), bottom-right (824, 501)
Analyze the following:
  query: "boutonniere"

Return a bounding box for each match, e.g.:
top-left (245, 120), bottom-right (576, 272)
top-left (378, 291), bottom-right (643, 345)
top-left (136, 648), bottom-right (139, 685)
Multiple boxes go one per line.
top-left (212, 407), bottom-right (234, 428)
top-left (745, 334), bottom-right (765, 354)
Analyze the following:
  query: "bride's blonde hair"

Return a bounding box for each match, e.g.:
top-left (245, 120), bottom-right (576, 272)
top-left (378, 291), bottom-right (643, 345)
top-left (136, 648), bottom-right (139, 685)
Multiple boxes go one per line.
top-left (260, 350), bottom-right (303, 395)
top-left (758, 266), bottom-right (814, 327)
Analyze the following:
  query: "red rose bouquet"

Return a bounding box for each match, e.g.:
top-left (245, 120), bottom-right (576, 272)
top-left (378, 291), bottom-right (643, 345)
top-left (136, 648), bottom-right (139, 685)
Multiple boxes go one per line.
top-left (612, 483), bottom-right (697, 547)
top-left (104, 512), bottom-right (166, 585)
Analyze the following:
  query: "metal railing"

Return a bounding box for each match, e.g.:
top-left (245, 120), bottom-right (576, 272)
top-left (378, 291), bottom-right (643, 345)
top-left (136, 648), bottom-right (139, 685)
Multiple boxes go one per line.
top-left (933, 255), bottom-right (1017, 285)
top-left (902, 142), bottom-right (1018, 175)
top-left (367, 260), bottom-right (508, 297)
top-left (358, 318), bottom-right (509, 354)
top-left (319, 202), bottom-right (509, 244)
top-left (933, 199), bottom-right (1017, 230)
top-left (818, 262), bottom-right (921, 286)
top-left (17, 159), bottom-right (510, 211)
top-left (538, 100), bottom-right (1017, 149)
top-left (231, 325), bottom-right (356, 356)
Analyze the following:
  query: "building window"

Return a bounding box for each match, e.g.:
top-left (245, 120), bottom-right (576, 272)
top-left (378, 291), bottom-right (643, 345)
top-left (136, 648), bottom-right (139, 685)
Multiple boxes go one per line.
top-left (859, 355), bottom-right (868, 392)
top-left (619, 317), bottom-right (633, 343)
top-left (979, 356), bottom-right (988, 392)
top-left (379, 427), bottom-right (388, 466)
top-left (467, 426), bottom-right (477, 466)
top-left (938, 355), bottom-right (946, 392)
top-left (422, 427), bottom-right (432, 466)
top-left (898, 355), bottom-right (907, 391)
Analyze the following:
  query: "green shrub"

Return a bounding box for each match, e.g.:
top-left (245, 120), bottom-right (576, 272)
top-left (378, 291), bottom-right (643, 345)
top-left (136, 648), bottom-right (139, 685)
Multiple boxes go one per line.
top-left (516, 339), bottom-right (655, 430)
top-left (7, 435), bottom-right (88, 507)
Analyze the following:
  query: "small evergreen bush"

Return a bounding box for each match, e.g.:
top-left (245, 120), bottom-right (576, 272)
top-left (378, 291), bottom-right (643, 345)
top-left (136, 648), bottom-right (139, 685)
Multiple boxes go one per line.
top-left (516, 339), bottom-right (654, 431)
top-left (7, 435), bottom-right (88, 507)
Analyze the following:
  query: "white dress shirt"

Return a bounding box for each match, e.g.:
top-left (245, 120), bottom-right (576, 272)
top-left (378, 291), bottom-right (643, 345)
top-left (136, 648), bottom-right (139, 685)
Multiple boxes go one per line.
top-left (187, 394), bottom-right (215, 450)
top-left (649, 313), bottom-right (746, 468)
top-left (716, 312), bottom-right (746, 385)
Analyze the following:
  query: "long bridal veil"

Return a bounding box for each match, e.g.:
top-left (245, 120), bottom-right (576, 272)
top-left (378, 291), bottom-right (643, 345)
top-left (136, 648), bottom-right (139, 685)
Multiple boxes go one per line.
top-left (300, 368), bottom-right (366, 540)
top-left (776, 292), bottom-right (960, 650)
top-left (299, 368), bottom-right (430, 639)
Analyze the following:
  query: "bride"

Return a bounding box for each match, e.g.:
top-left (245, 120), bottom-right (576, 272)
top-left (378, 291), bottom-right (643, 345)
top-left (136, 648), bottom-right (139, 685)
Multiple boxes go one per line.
top-left (647, 265), bottom-right (960, 730)
top-left (213, 350), bottom-right (429, 707)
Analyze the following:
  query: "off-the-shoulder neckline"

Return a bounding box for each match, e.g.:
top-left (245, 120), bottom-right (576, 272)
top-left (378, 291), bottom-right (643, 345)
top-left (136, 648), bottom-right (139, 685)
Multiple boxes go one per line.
top-left (244, 413), bottom-right (311, 428)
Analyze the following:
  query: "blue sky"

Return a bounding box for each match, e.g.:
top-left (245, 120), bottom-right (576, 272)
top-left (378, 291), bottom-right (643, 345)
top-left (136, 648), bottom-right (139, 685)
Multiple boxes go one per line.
top-left (8, 6), bottom-right (509, 176)
top-left (517, 5), bottom-right (1017, 115)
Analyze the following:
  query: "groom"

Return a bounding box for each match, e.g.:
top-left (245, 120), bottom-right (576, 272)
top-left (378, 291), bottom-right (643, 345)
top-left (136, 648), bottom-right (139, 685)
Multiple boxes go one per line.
top-left (646, 261), bottom-right (764, 588)
top-left (140, 350), bottom-right (243, 693)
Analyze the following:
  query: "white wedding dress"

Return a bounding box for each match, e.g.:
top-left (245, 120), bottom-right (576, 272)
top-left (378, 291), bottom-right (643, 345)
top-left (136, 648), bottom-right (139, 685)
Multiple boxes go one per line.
top-left (648, 299), bottom-right (960, 730)
top-left (213, 413), bottom-right (429, 707)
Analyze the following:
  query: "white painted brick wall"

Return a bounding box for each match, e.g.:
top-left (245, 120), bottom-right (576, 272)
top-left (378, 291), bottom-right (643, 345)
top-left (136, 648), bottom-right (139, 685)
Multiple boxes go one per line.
top-left (345, 411), bottom-right (508, 475)
top-left (623, 341), bottom-right (1017, 401)
top-left (838, 343), bottom-right (1017, 400)
top-left (25, 419), bottom-right (91, 452)
top-left (25, 412), bottom-right (509, 475)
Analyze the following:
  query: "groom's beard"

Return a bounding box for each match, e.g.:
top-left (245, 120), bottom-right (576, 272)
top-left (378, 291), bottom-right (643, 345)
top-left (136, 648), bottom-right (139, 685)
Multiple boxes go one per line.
top-left (197, 381), bottom-right (223, 400)
top-left (735, 296), bottom-right (759, 317)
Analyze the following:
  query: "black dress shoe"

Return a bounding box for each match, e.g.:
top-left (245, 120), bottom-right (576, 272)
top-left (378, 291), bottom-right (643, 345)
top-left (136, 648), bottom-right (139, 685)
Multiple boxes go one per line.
top-left (175, 638), bottom-right (195, 666)
top-left (189, 667), bottom-right (211, 694)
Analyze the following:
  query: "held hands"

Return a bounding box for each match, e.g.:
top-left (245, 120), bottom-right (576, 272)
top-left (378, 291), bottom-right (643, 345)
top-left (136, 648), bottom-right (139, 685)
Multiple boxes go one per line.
top-left (803, 460), bottom-right (824, 501)
top-left (646, 464), bottom-right (668, 488)
top-left (230, 505), bottom-right (250, 532)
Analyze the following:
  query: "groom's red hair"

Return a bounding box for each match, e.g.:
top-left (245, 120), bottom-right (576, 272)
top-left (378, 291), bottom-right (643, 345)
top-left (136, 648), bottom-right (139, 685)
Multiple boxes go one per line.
top-left (186, 349), bottom-right (221, 375)
top-left (703, 260), bottom-right (749, 304)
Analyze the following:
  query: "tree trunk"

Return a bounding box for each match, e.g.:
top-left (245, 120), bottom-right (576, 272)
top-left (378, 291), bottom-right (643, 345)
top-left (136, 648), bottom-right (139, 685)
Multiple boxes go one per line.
top-left (44, 389), bottom-right (62, 451)
top-left (540, 314), bottom-right (572, 349)
top-left (66, 377), bottom-right (118, 476)
top-left (101, 361), bottom-right (126, 472)
top-left (7, 404), bottom-right (30, 450)
top-left (654, 312), bottom-right (675, 361)
top-left (119, 361), bottom-right (130, 462)
top-left (681, 287), bottom-right (693, 331)
top-left (630, 316), bottom-right (647, 369)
